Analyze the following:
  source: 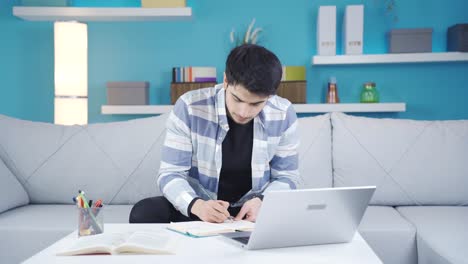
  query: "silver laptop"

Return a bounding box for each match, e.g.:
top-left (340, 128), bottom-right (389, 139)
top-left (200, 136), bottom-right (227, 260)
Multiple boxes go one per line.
top-left (221, 186), bottom-right (376, 250)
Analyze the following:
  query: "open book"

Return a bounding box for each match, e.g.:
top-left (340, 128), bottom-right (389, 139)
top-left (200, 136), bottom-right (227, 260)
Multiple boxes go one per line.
top-left (167, 220), bottom-right (255, 237)
top-left (56, 230), bottom-right (176, 256)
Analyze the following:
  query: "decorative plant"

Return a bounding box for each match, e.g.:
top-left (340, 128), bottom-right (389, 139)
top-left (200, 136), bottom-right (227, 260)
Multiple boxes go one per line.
top-left (230, 18), bottom-right (263, 46)
top-left (382, 0), bottom-right (398, 23)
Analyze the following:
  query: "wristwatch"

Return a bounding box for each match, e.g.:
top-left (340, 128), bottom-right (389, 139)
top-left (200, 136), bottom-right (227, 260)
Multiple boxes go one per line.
top-left (251, 193), bottom-right (264, 201)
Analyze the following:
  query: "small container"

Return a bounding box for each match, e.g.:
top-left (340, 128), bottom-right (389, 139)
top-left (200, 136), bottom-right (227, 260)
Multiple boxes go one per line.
top-left (360, 82), bottom-right (379, 103)
top-left (78, 207), bottom-right (104, 237)
top-left (326, 77), bottom-right (339, 104)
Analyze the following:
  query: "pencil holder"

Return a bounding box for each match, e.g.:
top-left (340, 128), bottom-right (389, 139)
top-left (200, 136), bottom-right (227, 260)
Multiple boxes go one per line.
top-left (78, 207), bottom-right (104, 237)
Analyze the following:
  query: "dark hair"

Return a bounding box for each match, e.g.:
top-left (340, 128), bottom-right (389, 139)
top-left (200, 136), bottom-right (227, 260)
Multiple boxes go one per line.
top-left (225, 44), bottom-right (282, 96)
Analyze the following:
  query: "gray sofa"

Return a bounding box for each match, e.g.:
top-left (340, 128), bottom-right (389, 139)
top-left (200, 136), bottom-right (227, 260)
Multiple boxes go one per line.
top-left (0, 112), bottom-right (467, 263)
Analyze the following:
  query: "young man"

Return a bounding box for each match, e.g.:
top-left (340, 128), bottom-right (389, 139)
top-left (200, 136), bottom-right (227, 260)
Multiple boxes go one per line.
top-left (129, 44), bottom-right (300, 224)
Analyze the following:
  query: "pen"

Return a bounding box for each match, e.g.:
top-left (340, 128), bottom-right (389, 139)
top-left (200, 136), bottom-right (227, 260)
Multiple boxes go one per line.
top-left (94, 199), bottom-right (103, 208)
top-left (93, 199), bottom-right (103, 217)
top-left (75, 196), bottom-right (84, 208)
top-left (72, 197), bottom-right (79, 207)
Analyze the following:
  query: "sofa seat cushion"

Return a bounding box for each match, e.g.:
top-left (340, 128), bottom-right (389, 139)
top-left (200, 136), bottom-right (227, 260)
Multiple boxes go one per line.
top-left (397, 206), bottom-right (468, 264)
top-left (358, 206), bottom-right (417, 264)
top-left (0, 204), bottom-right (132, 263)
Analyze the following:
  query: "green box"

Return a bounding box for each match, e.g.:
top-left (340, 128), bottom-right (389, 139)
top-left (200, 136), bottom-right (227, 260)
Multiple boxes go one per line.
top-left (283, 66), bottom-right (306, 81)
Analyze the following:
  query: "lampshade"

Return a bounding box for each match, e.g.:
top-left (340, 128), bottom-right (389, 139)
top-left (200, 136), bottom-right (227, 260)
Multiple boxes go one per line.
top-left (54, 21), bottom-right (88, 125)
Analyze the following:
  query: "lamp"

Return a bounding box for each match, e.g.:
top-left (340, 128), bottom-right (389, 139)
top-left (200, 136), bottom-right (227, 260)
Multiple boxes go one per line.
top-left (54, 21), bottom-right (88, 125)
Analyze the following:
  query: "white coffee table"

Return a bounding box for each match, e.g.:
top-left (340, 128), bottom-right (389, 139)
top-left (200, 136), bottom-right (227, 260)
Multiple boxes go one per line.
top-left (23, 223), bottom-right (382, 264)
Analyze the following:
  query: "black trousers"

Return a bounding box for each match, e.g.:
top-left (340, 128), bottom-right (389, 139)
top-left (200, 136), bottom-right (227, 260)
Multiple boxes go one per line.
top-left (129, 196), bottom-right (242, 223)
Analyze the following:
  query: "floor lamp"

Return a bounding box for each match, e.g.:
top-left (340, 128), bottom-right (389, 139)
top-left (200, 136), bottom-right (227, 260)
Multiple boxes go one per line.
top-left (54, 21), bottom-right (88, 125)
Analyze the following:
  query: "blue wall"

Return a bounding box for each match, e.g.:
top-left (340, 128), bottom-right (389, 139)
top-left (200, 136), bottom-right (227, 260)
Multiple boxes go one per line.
top-left (1, 0), bottom-right (467, 123)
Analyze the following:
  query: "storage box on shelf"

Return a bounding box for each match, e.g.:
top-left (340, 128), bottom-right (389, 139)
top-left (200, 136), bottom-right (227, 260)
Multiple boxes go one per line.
top-left (388, 28), bottom-right (433, 53)
top-left (107, 82), bottom-right (149, 105)
top-left (447, 24), bottom-right (468, 52)
top-left (277, 81), bottom-right (307, 104)
top-left (20, 0), bottom-right (70, 6)
top-left (170, 82), bottom-right (217, 104)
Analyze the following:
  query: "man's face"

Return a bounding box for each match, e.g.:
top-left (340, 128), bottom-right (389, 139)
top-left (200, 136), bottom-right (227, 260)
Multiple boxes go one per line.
top-left (224, 84), bottom-right (269, 125)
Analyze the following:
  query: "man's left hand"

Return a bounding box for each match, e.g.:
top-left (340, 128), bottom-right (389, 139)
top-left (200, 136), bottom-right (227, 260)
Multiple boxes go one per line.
top-left (235, 197), bottom-right (262, 222)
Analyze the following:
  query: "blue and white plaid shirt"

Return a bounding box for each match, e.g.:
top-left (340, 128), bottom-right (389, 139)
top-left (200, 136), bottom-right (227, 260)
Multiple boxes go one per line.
top-left (157, 84), bottom-right (300, 216)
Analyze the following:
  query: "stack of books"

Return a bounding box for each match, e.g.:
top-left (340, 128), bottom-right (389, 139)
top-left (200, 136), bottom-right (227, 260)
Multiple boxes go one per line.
top-left (72, 0), bottom-right (140, 7)
top-left (141, 0), bottom-right (186, 8)
top-left (170, 66), bottom-right (217, 104)
top-left (172, 67), bottom-right (217, 83)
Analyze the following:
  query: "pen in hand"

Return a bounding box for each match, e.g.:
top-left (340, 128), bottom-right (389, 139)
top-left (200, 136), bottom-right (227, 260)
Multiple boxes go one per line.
top-left (215, 200), bottom-right (232, 222)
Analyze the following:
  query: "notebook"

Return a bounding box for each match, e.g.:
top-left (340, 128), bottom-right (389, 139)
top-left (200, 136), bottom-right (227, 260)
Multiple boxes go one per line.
top-left (167, 220), bottom-right (255, 238)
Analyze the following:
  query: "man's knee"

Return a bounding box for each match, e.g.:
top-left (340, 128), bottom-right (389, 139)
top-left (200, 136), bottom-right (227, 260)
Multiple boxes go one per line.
top-left (129, 196), bottom-right (171, 223)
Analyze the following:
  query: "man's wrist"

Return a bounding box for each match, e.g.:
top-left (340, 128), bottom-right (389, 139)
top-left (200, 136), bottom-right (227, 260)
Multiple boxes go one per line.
top-left (188, 197), bottom-right (201, 217)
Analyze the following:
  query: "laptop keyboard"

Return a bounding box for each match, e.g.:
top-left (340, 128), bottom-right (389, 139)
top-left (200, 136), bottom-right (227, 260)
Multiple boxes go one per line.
top-left (232, 236), bottom-right (250, 245)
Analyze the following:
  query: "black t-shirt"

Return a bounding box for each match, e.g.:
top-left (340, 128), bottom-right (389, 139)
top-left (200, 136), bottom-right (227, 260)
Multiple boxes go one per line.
top-left (217, 114), bottom-right (253, 204)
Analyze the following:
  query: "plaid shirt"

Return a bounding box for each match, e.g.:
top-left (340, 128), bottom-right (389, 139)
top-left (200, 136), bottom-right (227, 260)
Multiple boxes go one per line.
top-left (157, 84), bottom-right (300, 216)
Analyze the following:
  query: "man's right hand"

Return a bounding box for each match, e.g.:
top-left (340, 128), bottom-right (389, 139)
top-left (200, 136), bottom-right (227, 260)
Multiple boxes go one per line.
top-left (191, 199), bottom-right (230, 223)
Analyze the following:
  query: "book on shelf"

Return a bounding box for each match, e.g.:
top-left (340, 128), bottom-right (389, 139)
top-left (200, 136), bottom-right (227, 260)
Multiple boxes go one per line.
top-left (167, 220), bottom-right (255, 238)
top-left (56, 230), bottom-right (176, 256)
top-left (172, 66), bottom-right (217, 83)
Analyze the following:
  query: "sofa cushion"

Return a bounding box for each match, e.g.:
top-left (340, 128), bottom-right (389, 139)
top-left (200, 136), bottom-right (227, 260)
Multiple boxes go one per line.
top-left (0, 158), bottom-right (29, 213)
top-left (358, 206), bottom-right (417, 264)
top-left (397, 206), bottom-right (468, 264)
top-left (297, 114), bottom-right (332, 188)
top-left (0, 114), bottom-right (168, 205)
top-left (331, 112), bottom-right (468, 206)
top-left (0, 204), bottom-right (132, 263)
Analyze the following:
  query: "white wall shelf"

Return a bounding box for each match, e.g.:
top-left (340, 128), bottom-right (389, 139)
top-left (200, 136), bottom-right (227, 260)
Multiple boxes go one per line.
top-left (102, 103), bottom-right (406, 115)
top-left (13, 6), bottom-right (192, 21)
top-left (312, 52), bottom-right (468, 65)
top-left (102, 105), bottom-right (173, 114)
top-left (293, 103), bottom-right (405, 113)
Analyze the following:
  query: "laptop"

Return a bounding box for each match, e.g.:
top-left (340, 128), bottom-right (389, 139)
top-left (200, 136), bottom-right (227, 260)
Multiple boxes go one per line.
top-left (221, 186), bottom-right (376, 250)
